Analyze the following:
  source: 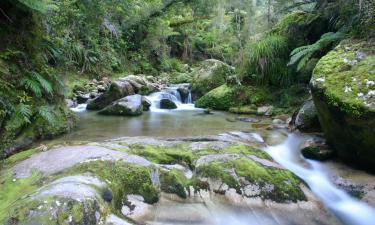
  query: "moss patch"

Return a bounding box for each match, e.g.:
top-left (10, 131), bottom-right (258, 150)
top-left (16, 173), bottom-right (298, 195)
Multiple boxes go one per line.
top-left (160, 169), bottom-right (189, 198)
top-left (0, 171), bottom-right (41, 222)
top-left (63, 161), bottom-right (159, 208)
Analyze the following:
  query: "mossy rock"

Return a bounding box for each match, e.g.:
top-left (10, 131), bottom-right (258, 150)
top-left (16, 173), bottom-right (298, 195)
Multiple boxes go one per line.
top-left (301, 146), bottom-right (334, 161)
top-left (195, 84), bottom-right (235, 110)
top-left (311, 38), bottom-right (375, 171)
top-left (191, 59), bottom-right (234, 98)
top-left (160, 99), bottom-right (177, 109)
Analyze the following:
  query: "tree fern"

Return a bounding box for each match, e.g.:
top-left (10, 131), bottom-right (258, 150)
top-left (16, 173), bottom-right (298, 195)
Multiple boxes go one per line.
top-left (288, 32), bottom-right (346, 71)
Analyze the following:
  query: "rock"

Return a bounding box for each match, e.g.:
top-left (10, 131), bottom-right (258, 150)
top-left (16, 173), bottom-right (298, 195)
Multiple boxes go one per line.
top-left (76, 93), bottom-right (90, 104)
top-left (160, 98), bottom-right (177, 109)
top-left (236, 117), bottom-right (260, 123)
top-left (229, 105), bottom-right (257, 114)
top-left (291, 99), bottom-right (321, 132)
top-left (311, 39), bottom-right (375, 171)
top-left (257, 106), bottom-right (273, 116)
top-left (191, 59), bottom-right (234, 97)
top-left (195, 84), bottom-right (235, 110)
top-left (87, 80), bottom-right (135, 110)
top-left (141, 97), bottom-right (151, 111)
top-left (272, 119), bottom-right (284, 125)
top-left (65, 99), bottom-right (76, 108)
top-left (300, 137), bottom-right (334, 161)
top-left (177, 84), bottom-right (191, 103)
top-left (99, 95), bottom-right (143, 116)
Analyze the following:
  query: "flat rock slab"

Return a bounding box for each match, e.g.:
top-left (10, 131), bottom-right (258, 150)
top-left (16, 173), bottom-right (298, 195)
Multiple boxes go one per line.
top-left (13, 145), bottom-right (151, 179)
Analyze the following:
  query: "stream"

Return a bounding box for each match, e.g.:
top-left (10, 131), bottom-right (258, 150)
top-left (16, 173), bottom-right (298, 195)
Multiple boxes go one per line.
top-left (66, 85), bottom-right (375, 225)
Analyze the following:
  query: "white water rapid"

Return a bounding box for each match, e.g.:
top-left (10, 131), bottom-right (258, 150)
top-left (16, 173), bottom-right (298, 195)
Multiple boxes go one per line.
top-left (145, 85), bottom-right (197, 112)
top-left (266, 133), bottom-right (375, 225)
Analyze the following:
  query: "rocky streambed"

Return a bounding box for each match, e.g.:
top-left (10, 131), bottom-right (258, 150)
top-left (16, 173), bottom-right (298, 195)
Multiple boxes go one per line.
top-left (1, 130), bottom-right (344, 225)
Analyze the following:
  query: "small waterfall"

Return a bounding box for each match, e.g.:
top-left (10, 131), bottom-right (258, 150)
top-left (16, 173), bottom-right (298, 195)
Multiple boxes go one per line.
top-left (187, 92), bottom-right (193, 104)
top-left (145, 84), bottom-right (197, 112)
top-left (266, 133), bottom-right (375, 225)
top-left (70, 104), bottom-right (87, 113)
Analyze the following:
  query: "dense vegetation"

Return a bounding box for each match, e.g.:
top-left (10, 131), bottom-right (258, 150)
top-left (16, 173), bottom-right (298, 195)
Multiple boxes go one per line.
top-left (0, 0), bottom-right (374, 156)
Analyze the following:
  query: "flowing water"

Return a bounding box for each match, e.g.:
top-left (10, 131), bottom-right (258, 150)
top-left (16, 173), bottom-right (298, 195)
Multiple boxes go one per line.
top-left (65, 85), bottom-right (375, 224)
top-left (266, 133), bottom-right (375, 225)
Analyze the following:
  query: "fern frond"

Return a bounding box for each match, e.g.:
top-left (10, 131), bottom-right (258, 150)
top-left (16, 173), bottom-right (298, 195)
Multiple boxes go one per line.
top-left (23, 78), bottom-right (42, 97)
top-left (38, 106), bottom-right (55, 125)
top-left (6, 103), bottom-right (32, 131)
top-left (32, 72), bottom-right (54, 96)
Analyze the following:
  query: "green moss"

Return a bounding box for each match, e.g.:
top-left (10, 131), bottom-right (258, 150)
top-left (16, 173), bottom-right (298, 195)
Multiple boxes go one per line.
top-left (195, 84), bottom-right (235, 110)
top-left (72, 204), bottom-right (84, 222)
top-left (63, 161), bottom-right (159, 208)
top-left (311, 39), bottom-right (375, 171)
top-left (312, 39), bottom-right (375, 117)
top-left (0, 171), bottom-right (41, 222)
top-left (195, 162), bottom-right (240, 193)
top-left (229, 105), bottom-right (257, 114)
top-left (160, 169), bottom-right (189, 198)
top-left (125, 145), bottom-right (193, 168)
top-left (233, 158), bottom-right (305, 202)
top-left (2, 148), bottom-right (39, 168)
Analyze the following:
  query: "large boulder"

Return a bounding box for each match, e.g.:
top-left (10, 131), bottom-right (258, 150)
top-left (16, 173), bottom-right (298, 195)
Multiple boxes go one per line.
top-left (310, 39), bottom-right (375, 171)
top-left (291, 99), bottom-right (321, 132)
top-left (99, 95), bottom-right (143, 116)
top-left (191, 59), bottom-right (234, 98)
top-left (87, 80), bottom-right (135, 110)
top-left (195, 84), bottom-right (235, 110)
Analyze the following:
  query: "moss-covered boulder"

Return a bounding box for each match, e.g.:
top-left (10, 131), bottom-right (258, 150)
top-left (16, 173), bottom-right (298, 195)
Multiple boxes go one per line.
top-left (99, 94), bottom-right (143, 116)
top-left (160, 98), bottom-right (177, 109)
top-left (191, 59), bottom-right (234, 98)
top-left (195, 84), bottom-right (235, 110)
top-left (311, 39), bottom-right (375, 171)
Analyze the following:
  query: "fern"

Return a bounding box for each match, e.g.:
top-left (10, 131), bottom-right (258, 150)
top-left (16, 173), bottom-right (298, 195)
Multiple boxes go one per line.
top-left (5, 104), bottom-right (32, 131)
top-left (288, 32), bottom-right (346, 71)
top-left (23, 78), bottom-right (42, 97)
top-left (38, 106), bottom-right (56, 125)
top-left (31, 72), bottom-right (54, 96)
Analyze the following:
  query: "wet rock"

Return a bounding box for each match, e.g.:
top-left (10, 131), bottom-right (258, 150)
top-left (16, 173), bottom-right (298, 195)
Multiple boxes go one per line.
top-left (160, 98), bottom-right (177, 109)
top-left (87, 80), bottom-right (135, 110)
top-left (291, 99), bottom-right (321, 132)
top-left (76, 93), bottom-right (90, 104)
top-left (300, 138), bottom-right (334, 161)
top-left (257, 106), bottom-right (273, 116)
top-left (99, 94), bottom-right (143, 116)
top-left (141, 96), bottom-right (151, 111)
top-left (177, 84), bottom-right (191, 103)
top-left (65, 99), bottom-right (77, 108)
top-left (236, 117), bottom-right (261, 123)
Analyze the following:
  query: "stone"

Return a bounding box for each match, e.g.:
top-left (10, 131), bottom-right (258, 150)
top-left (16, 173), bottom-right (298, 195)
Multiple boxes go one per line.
top-left (87, 80), bottom-right (135, 110)
top-left (191, 59), bottom-right (235, 97)
top-left (300, 137), bottom-right (334, 161)
top-left (291, 99), bottom-right (321, 132)
top-left (311, 39), bottom-right (375, 171)
top-left (99, 94), bottom-right (143, 116)
top-left (141, 96), bottom-right (151, 111)
top-left (257, 106), bottom-right (273, 116)
top-left (160, 98), bottom-right (177, 109)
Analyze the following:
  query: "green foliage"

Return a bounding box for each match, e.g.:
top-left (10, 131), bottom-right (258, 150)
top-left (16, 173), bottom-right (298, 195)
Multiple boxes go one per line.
top-left (288, 32), bottom-right (346, 71)
top-left (240, 34), bottom-right (291, 86)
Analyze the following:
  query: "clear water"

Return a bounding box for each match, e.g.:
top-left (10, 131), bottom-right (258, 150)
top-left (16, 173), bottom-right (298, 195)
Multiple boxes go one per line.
top-left (58, 110), bottom-right (259, 142)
